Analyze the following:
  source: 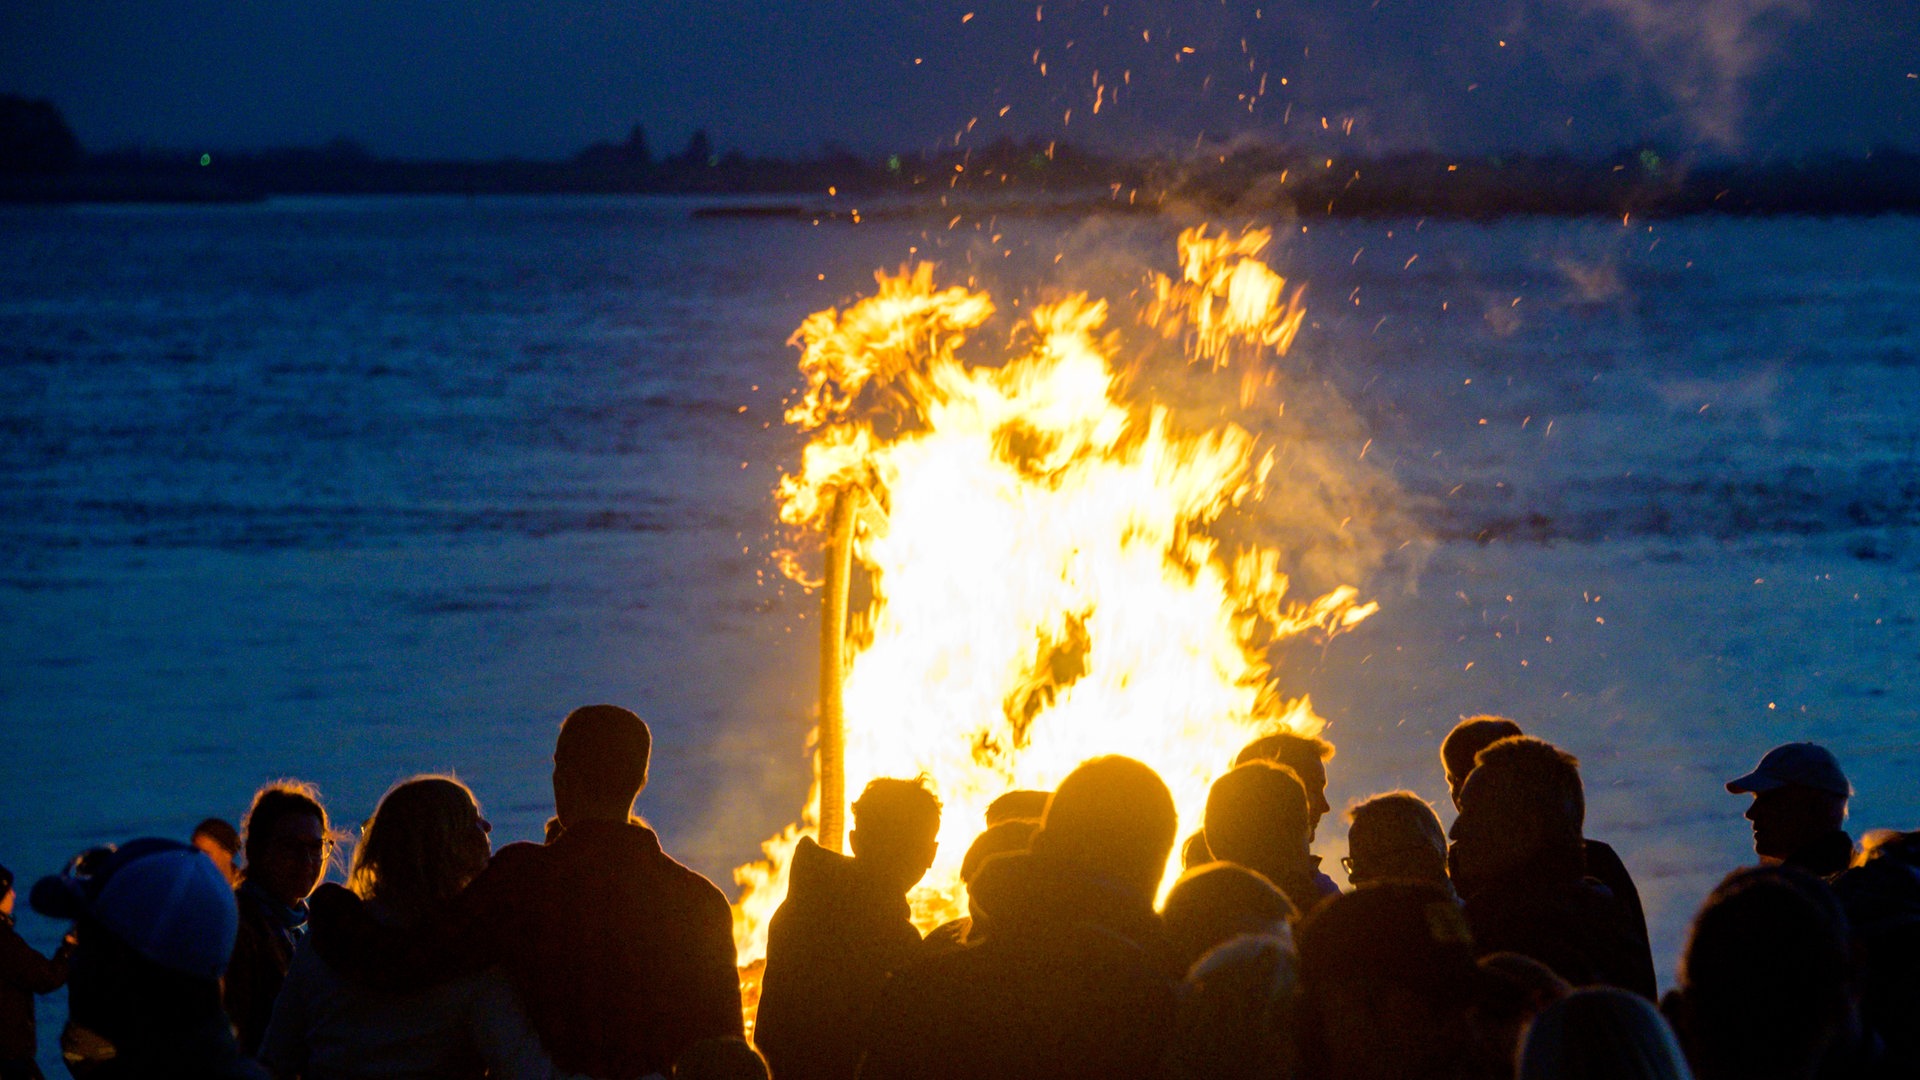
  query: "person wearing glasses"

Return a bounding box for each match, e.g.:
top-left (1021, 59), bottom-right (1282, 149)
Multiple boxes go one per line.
top-left (227, 781), bottom-right (334, 1056)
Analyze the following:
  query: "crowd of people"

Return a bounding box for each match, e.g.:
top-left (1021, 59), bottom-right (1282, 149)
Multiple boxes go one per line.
top-left (3, 703), bottom-right (1917, 1080)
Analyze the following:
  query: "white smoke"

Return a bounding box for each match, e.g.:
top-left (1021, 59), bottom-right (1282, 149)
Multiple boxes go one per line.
top-left (1578, 0), bottom-right (1812, 149)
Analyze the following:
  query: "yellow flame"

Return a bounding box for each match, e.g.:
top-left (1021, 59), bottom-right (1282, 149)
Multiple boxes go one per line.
top-left (1145, 225), bottom-right (1308, 368)
top-left (734, 227), bottom-right (1373, 970)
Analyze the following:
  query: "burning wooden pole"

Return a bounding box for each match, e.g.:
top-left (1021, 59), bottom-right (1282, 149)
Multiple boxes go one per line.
top-left (816, 487), bottom-right (860, 853)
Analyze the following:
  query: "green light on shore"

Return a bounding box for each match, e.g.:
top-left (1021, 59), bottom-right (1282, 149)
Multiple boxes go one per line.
top-left (199, 153), bottom-right (211, 167)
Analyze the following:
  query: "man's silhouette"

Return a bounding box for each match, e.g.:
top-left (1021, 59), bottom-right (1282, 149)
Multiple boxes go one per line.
top-left (860, 756), bottom-right (1180, 1080)
top-left (312, 705), bottom-right (742, 1079)
top-left (755, 778), bottom-right (940, 1080)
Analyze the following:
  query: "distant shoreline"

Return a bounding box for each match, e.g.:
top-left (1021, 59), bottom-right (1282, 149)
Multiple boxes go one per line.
top-left (7, 143), bottom-right (1920, 220)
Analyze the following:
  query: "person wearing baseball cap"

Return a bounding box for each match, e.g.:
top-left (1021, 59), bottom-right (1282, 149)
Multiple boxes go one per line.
top-left (28, 838), bottom-right (264, 1080)
top-left (1, 861), bottom-right (73, 1080)
top-left (1726, 742), bottom-right (1855, 879)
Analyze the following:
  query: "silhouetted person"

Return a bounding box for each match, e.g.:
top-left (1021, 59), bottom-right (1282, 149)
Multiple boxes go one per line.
top-left (756, 778), bottom-right (942, 1080)
top-left (984, 790), bottom-right (1049, 825)
top-left (921, 818), bottom-right (1037, 954)
top-left (1204, 761), bottom-right (1326, 915)
top-left (191, 819), bottom-right (243, 886)
top-left (1180, 831), bottom-right (1213, 870)
top-left (1342, 791), bottom-right (1450, 890)
top-left (1725, 742), bottom-right (1854, 878)
top-left (311, 705), bottom-right (743, 1078)
top-left (229, 781), bottom-right (333, 1056)
top-left (1472, 953), bottom-right (1572, 1078)
top-left (1518, 987), bottom-right (1693, 1080)
top-left (1295, 881), bottom-right (1488, 1080)
top-left (1442, 716), bottom-right (1650, 964)
top-left (860, 755), bottom-right (1180, 1080)
top-left (1449, 737), bottom-right (1656, 997)
top-left (30, 839), bottom-right (265, 1079)
top-left (1162, 861), bottom-right (1295, 974)
top-left (1440, 716), bottom-right (1523, 810)
top-left (1234, 731), bottom-right (1335, 837)
top-left (1831, 829), bottom-right (1920, 1075)
top-left (1, 863), bottom-right (71, 1080)
top-left (1666, 866), bottom-right (1863, 1080)
top-left (262, 775), bottom-right (548, 1079)
top-left (1234, 730), bottom-right (1340, 897)
top-left (1173, 933), bottom-right (1299, 1080)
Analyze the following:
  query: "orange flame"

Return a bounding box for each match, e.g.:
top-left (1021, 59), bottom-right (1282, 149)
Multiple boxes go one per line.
top-left (735, 226), bottom-right (1373, 968)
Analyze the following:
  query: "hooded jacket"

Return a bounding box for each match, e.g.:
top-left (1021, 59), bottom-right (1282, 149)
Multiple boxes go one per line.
top-left (858, 851), bottom-right (1177, 1080)
top-left (755, 838), bottom-right (923, 1080)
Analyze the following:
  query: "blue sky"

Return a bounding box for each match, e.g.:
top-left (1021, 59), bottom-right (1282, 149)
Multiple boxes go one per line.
top-left (4, 0), bottom-right (1914, 160)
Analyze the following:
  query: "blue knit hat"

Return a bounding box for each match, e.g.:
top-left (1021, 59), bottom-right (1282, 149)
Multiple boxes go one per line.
top-left (30, 838), bottom-right (237, 979)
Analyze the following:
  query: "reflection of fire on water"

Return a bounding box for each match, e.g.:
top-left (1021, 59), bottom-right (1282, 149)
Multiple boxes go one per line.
top-left (732, 225), bottom-right (1377, 989)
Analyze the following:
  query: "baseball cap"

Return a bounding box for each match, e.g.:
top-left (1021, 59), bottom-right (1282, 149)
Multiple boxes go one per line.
top-left (1725, 743), bottom-right (1852, 798)
top-left (30, 838), bottom-right (238, 979)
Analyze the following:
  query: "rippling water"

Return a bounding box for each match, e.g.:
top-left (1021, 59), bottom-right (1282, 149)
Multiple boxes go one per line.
top-left (3, 199), bottom-right (1918, 1050)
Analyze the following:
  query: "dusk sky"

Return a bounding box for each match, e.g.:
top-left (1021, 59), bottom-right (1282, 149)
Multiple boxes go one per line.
top-left (5, 1), bottom-right (1916, 161)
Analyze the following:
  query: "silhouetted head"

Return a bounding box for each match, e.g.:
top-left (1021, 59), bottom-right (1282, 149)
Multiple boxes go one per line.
top-left (1857, 827), bottom-right (1920, 864)
top-left (1181, 829), bottom-right (1214, 870)
top-left (850, 777), bottom-right (942, 895)
top-left (1725, 743), bottom-right (1850, 863)
top-left (1163, 861), bottom-right (1296, 973)
top-left (241, 781), bottom-right (331, 907)
top-left (1675, 866), bottom-right (1856, 1080)
top-left (1449, 736), bottom-right (1584, 889)
top-left (1234, 731), bottom-right (1335, 838)
top-left (1518, 987), bottom-right (1692, 1080)
top-left (1176, 933), bottom-right (1301, 1080)
top-left (32, 839), bottom-right (240, 1057)
top-left (0, 863), bottom-right (11, 918)
top-left (985, 789), bottom-right (1051, 825)
top-left (348, 775), bottom-right (491, 926)
top-left (1474, 952), bottom-right (1573, 1076)
top-left (1035, 755), bottom-right (1178, 902)
top-left (960, 819), bottom-right (1037, 886)
top-left (673, 1036), bottom-right (769, 1080)
top-left (1343, 791), bottom-right (1448, 888)
top-left (1204, 760), bottom-right (1312, 891)
top-left (1441, 715), bottom-right (1524, 810)
top-left (189, 818), bottom-right (241, 885)
top-left (552, 704), bottom-right (651, 826)
top-left (1296, 882), bottom-right (1479, 1080)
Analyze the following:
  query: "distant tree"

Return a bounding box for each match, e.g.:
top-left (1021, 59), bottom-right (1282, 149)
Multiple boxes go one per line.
top-left (0, 95), bottom-right (83, 173)
top-left (622, 123), bottom-right (651, 166)
top-left (573, 122), bottom-right (653, 168)
top-left (679, 128), bottom-right (712, 166)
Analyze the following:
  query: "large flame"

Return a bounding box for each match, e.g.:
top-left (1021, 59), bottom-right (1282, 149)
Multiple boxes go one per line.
top-left (734, 225), bottom-right (1375, 974)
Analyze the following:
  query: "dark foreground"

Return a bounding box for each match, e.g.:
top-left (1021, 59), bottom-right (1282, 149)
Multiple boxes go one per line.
top-left (4, 704), bottom-right (1917, 1080)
